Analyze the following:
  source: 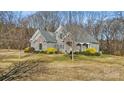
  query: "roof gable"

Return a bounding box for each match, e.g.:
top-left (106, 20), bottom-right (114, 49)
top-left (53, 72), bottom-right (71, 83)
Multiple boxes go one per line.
top-left (30, 29), bottom-right (40, 41)
top-left (39, 30), bottom-right (57, 43)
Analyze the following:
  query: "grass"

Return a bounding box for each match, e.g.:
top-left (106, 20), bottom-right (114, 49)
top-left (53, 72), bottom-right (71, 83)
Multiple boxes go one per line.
top-left (0, 49), bottom-right (124, 80)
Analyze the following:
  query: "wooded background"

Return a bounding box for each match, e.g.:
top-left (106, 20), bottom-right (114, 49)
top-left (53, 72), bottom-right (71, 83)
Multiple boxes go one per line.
top-left (0, 11), bottom-right (124, 55)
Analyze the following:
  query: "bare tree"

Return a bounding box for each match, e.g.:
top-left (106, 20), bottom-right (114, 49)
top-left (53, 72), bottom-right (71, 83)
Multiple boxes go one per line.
top-left (67, 12), bottom-right (84, 61)
top-left (0, 11), bottom-right (124, 56)
top-left (28, 11), bottom-right (60, 32)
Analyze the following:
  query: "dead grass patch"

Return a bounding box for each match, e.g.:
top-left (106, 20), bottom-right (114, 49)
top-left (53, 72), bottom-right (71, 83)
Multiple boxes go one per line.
top-left (0, 49), bottom-right (124, 80)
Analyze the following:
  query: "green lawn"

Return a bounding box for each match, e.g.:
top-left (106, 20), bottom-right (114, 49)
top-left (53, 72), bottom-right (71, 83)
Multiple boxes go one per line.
top-left (0, 49), bottom-right (124, 80)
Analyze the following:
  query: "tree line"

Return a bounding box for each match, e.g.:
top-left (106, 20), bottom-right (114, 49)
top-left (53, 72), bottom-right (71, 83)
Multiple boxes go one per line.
top-left (0, 11), bottom-right (124, 55)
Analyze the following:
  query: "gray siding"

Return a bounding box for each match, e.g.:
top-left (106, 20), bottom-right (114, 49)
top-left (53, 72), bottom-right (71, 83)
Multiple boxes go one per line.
top-left (47, 43), bottom-right (57, 49)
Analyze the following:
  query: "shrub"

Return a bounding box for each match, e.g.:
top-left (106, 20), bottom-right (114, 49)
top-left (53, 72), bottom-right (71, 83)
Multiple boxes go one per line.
top-left (40, 51), bottom-right (47, 54)
top-left (82, 51), bottom-right (101, 56)
top-left (74, 51), bottom-right (79, 55)
top-left (24, 47), bottom-right (34, 53)
top-left (46, 48), bottom-right (57, 54)
top-left (74, 48), bottom-right (101, 56)
top-left (34, 51), bottom-right (41, 53)
top-left (84, 48), bottom-right (97, 54)
top-left (56, 51), bottom-right (64, 54)
top-left (82, 48), bottom-right (95, 56)
top-left (94, 52), bottom-right (101, 56)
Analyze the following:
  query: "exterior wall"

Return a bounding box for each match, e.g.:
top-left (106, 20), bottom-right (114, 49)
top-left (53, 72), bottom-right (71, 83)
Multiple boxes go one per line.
top-left (75, 45), bottom-right (82, 52)
top-left (31, 41), bottom-right (39, 51)
top-left (31, 40), bottom-right (57, 51)
top-left (81, 46), bottom-right (87, 51)
top-left (41, 41), bottom-right (47, 50)
top-left (31, 38), bottom-right (47, 51)
top-left (30, 30), bottom-right (47, 51)
top-left (47, 43), bottom-right (57, 49)
top-left (55, 28), bottom-right (66, 52)
top-left (56, 43), bottom-right (65, 52)
top-left (64, 45), bottom-right (70, 53)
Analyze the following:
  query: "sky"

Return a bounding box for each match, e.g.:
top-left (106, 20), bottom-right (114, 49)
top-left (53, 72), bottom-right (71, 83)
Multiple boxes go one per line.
top-left (21, 11), bottom-right (36, 17)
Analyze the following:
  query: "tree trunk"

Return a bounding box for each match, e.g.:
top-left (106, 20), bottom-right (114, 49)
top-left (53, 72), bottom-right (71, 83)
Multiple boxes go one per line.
top-left (71, 40), bottom-right (74, 61)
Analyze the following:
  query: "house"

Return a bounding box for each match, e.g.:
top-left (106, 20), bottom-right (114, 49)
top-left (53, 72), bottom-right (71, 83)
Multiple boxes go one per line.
top-left (30, 25), bottom-right (99, 53)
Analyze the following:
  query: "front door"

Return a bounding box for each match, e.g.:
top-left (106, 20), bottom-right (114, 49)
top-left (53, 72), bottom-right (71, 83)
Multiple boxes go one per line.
top-left (39, 43), bottom-right (42, 50)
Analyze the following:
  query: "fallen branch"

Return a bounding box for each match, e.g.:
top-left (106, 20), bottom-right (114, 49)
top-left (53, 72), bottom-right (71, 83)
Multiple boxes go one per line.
top-left (0, 61), bottom-right (39, 81)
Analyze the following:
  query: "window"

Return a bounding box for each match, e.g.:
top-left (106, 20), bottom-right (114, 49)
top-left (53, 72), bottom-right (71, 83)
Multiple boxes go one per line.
top-left (60, 33), bottom-right (63, 39)
top-left (39, 43), bottom-right (42, 50)
top-left (54, 44), bottom-right (57, 48)
top-left (60, 44), bottom-right (64, 49)
top-left (61, 45), bottom-right (64, 49)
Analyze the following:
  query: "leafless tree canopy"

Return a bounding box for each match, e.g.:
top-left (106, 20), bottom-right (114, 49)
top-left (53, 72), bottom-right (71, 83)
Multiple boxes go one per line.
top-left (0, 11), bottom-right (124, 55)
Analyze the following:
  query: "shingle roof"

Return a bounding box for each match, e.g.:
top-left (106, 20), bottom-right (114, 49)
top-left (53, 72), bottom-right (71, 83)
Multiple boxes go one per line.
top-left (75, 31), bottom-right (98, 43)
top-left (65, 25), bottom-right (98, 43)
top-left (39, 30), bottom-right (57, 43)
top-left (39, 25), bottom-right (98, 43)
